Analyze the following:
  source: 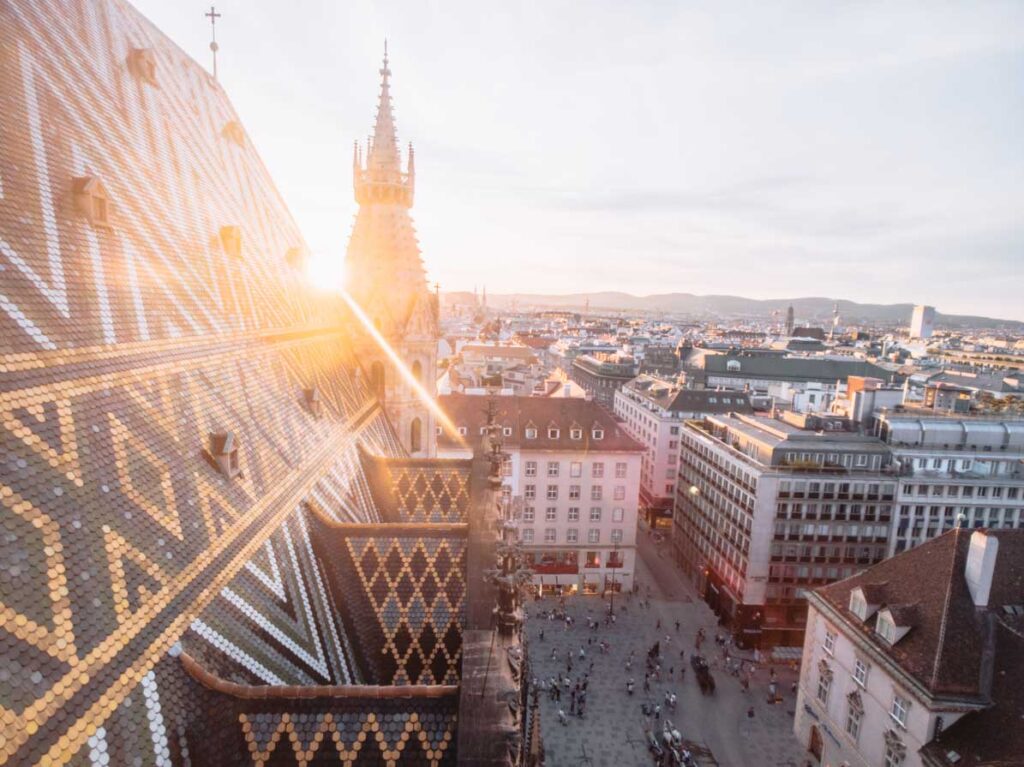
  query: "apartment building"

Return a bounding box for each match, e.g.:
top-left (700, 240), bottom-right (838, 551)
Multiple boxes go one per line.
top-left (570, 353), bottom-right (637, 407)
top-left (439, 394), bottom-right (642, 595)
top-left (794, 528), bottom-right (1024, 767)
top-left (673, 411), bottom-right (896, 649)
top-left (871, 410), bottom-right (1024, 554)
top-left (614, 375), bottom-right (753, 526)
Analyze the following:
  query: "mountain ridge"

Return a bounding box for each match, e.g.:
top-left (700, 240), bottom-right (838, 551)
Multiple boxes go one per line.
top-left (443, 291), bottom-right (1023, 329)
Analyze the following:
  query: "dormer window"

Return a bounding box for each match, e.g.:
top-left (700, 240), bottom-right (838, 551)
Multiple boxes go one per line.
top-left (222, 121), bottom-right (246, 147)
top-left (503, 426), bottom-right (512, 437)
top-left (525, 428), bottom-right (537, 439)
top-left (207, 432), bottom-right (240, 479)
top-left (302, 387), bottom-right (322, 418)
top-left (219, 226), bottom-right (242, 258)
top-left (850, 591), bottom-right (868, 620)
top-left (571, 428), bottom-right (582, 440)
top-left (127, 48), bottom-right (157, 86)
top-left (72, 177), bottom-right (111, 228)
top-left (877, 614), bottom-right (896, 643)
top-left (592, 428), bottom-right (604, 440)
top-left (458, 426), bottom-right (467, 436)
top-left (548, 428), bottom-right (560, 439)
top-left (285, 247), bottom-right (305, 270)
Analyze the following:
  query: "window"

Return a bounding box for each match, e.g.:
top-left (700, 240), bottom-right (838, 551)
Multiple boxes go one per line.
top-left (591, 485), bottom-right (603, 501)
top-left (524, 484), bottom-right (536, 500)
top-left (884, 745), bottom-right (904, 767)
top-left (547, 461), bottom-right (560, 477)
top-left (845, 696), bottom-right (863, 742)
top-left (523, 507), bottom-right (535, 522)
top-left (525, 428), bottom-right (538, 439)
top-left (458, 426), bottom-right (467, 436)
top-left (525, 461), bottom-right (537, 477)
top-left (615, 462), bottom-right (628, 478)
top-left (853, 659), bottom-right (869, 688)
top-left (569, 485), bottom-right (581, 500)
top-left (410, 418), bottom-right (422, 453)
top-left (592, 462), bottom-right (605, 478)
top-left (612, 508), bottom-right (624, 523)
top-left (548, 428), bottom-right (560, 439)
top-left (570, 461), bottom-right (582, 478)
top-left (611, 528), bottom-right (623, 543)
top-left (544, 528), bottom-right (556, 543)
top-left (593, 429), bottom-right (604, 440)
top-left (503, 426), bottom-right (512, 437)
top-left (823, 629), bottom-right (836, 655)
top-left (589, 507), bottom-right (602, 522)
top-left (849, 591), bottom-right (867, 619)
top-left (568, 507), bottom-right (580, 522)
top-left (614, 485), bottom-right (626, 501)
top-left (588, 528), bottom-right (600, 543)
top-left (817, 661), bottom-right (832, 706)
top-left (545, 507), bottom-right (557, 522)
top-left (877, 615), bottom-right (896, 644)
top-left (890, 694), bottom-right (910, 727)
top-left (521, 528), bottom-right (534, 543)
top-left (546, 485), bottom-right (559, 501)
top-left (570, 428), bottom-right (582, 440)
top-left (566, 528), bottom-right (579, 543)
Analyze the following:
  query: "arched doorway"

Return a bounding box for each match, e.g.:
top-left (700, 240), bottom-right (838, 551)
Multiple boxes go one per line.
top-left (808, 724), bottom-right (823, 764)
top-left (410, 417), bottom-right (422, 453)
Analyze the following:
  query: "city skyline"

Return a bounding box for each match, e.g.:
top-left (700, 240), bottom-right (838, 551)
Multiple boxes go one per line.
top-left (134, 0), bottom-right (1024, 319)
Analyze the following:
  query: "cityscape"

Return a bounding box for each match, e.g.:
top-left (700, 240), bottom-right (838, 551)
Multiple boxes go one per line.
top-left (0, 2), bottom-right (1021, 767)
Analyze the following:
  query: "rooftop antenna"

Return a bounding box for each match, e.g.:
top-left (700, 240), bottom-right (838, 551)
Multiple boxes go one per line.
top-left (205, 5), bottom-right (222, 80)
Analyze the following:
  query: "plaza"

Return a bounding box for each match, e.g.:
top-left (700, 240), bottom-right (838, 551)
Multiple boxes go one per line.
top-left (524, 533), bottom-right (809, 766)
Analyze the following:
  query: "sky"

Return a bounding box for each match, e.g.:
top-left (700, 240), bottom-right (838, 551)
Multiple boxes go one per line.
top-left (133, 1), bottom-right (1024, 320)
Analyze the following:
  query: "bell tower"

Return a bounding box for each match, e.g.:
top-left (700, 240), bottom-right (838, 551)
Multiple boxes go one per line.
top-left (345, 44), bottom-right (439, 457)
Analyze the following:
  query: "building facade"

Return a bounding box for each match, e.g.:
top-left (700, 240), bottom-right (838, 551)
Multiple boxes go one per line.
top-left (909, 305), bottom-right (935, 339)
top-left (794, 529), bottom-right (1024, 767)
top-left (673, 412), bottom-right (897, 648)
top-left (345, 51), bottom-right (440, 457)
top-left (570, 352), bottom-right (637, 407)
top-left (614, 376), bottom-right (753, 526)
top-left (439, 395), bottom-right (643, 595)
top-left (871, 410), bottom-right (1024, 554)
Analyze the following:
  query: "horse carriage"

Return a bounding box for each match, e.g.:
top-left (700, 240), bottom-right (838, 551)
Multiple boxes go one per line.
top-left (690, 654), bottom-right (716, 695)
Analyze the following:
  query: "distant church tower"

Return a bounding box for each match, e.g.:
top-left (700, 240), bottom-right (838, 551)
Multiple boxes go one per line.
top-left (345, 46), bottom-right (439, 457)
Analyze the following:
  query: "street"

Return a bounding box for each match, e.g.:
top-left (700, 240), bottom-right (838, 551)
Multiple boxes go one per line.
top-left (524, 528), bottom-right (808, 766)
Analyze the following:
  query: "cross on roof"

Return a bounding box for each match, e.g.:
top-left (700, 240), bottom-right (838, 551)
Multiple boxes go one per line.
top-left (205, 5), bottom-right (222, 80)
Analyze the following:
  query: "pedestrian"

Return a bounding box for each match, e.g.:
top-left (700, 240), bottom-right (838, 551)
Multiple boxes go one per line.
top-left (558, 709), bottom-right (568, 726)
top-left (747, 707), bottom-right (755, 719)
top-left (654, 704), bottom-right (661, 720)
top-left (675, 620), bottom-right (680, 632)
top-left (539, 629), bottom-right (544, 642)
top-left (579, 646), bottom-right (586, 660)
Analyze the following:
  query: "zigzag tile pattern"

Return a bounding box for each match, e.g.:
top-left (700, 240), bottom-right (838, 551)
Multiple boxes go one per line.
top-left (0, 1), bottom-right (472, 764)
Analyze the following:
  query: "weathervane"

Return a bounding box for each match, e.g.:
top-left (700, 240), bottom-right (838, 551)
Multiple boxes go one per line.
top-left (205, 5), bottom-right (221, 80)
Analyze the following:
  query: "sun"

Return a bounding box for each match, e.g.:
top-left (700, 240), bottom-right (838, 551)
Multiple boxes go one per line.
top-left (303, 251), bottom-right (343, 293)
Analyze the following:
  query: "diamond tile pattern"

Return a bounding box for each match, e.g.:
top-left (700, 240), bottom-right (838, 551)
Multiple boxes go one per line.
top-left (0, 1), bottom-right (472, 764)
top-left (361, 450), bottom-right (473, 523)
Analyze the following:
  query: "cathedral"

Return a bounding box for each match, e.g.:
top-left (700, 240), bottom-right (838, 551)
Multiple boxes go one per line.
top-left (0, 1), bottom-right (528, 764)
top-left (345, 48), bottom-right (440, 458)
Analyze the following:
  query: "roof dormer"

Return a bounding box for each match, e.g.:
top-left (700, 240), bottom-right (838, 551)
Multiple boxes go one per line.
top-left (524, 420), bottom-right (538, 440)
top-left (302, 387), bottom-right (323, 419)
top-left (221, 120), bottom-right (245, 147)
top-left (206, 431), bottom-right (241, 480)
top-left (219, 226), bottom-right (242, 258)
top-left (591, 422), bottom-right (605, 440)
top-left (849, 584), bottom-right (885, 621)
top-left (72, 176), bottom-right (111, 228)
top-left (127, 48), bottom-right (158, 86)
top-left (546, 421), bottom-right (560, 439)
top-left (876, 605), bottom-right (916, 645)
top-left (570, 421), bottom-right (583, 440)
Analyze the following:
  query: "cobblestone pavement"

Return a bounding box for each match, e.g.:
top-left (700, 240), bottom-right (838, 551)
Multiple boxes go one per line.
top-left (525, 532), bottom-right (809, 767)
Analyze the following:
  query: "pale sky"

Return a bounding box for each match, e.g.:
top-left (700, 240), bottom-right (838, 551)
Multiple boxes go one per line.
top-left (133, 1), bottom-right (1024, 321)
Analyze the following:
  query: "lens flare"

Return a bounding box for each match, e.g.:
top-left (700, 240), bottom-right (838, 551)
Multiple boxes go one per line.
top-left (340, 290), bottom-right (465, 448)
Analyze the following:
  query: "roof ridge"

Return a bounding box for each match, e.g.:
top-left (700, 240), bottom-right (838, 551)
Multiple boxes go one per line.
top-left (929, 527), bottom-right (963, 689)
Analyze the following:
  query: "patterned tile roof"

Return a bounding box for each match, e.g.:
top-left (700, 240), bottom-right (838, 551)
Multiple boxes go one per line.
top-left (0, 1), bottom-right (473, 764)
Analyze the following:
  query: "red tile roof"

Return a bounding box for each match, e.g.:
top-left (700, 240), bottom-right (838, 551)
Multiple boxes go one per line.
top-left (438, 394), bottom-right (643, 453)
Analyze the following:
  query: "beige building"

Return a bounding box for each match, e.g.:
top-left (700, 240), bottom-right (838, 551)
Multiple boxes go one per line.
top-left (439, 394), bottom-right (643, 594)
top-left (794, 528), bottom-right (1024, 767)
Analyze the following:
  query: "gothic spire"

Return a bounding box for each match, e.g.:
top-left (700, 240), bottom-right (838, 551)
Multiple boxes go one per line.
top-left (367, 40), bottom-right (401, 180)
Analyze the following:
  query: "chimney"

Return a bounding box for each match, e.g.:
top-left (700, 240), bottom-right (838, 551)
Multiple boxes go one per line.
top-left (965, 531), bottom-right (999, 608)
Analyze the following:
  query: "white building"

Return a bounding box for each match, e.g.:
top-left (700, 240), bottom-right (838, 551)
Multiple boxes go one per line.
top-left (909, 305), bottom-right (935, 339)
top-left (614, 375), bottom-right (753, 525)
top-left (794, 528), bottom-right (1024, 767)
top-left (439, 394), bottom-right (643, 595)
top-left (871, 410), bottom-right (1024, 555)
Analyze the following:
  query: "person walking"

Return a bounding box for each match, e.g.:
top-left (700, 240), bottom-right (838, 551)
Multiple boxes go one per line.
top-left (558, 709), bottom-right (568, 726)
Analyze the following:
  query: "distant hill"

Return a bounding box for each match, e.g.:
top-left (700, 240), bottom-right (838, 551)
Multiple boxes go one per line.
top-left (443, 291), bottom-right (1023, 330)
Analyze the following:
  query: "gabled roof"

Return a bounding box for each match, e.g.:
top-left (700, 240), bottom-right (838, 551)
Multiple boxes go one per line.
top-left (815, 529), bottom-right (1024, 698)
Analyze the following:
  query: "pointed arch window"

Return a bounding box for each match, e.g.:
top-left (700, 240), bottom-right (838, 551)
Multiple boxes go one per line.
top-left (411, 360), bottom-right (422, 384)
top-left (410, 417), bottom-right (422, 453)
